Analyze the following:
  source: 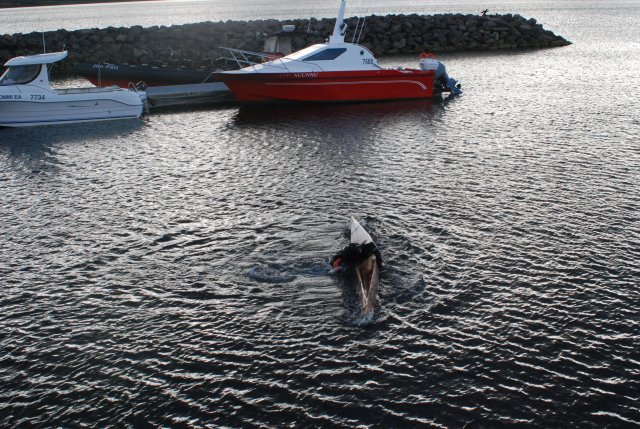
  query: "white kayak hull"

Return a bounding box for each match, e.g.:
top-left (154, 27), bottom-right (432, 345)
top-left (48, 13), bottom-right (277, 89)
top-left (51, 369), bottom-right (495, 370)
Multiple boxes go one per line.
top-left (349, 217), bottom-right (379, 318)
top-left (350, 216), bottom-right (373, 245)
top-left (355, 254), bottom-right (379, 318)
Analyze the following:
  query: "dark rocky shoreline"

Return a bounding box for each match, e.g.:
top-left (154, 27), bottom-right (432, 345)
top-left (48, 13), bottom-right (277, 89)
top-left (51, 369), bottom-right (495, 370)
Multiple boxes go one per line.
top-left (0, 13), bottom-right (571, 77)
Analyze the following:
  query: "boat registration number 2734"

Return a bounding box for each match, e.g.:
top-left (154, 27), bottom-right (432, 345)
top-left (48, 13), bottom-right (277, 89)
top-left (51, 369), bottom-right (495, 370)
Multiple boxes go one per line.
top-left (1, 94), bottom-right (45, 101)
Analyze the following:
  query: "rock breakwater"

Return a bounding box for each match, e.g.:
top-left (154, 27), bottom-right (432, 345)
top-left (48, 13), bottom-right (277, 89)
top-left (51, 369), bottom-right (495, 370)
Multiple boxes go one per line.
top-left (0, 13), bottom-right (570, 76)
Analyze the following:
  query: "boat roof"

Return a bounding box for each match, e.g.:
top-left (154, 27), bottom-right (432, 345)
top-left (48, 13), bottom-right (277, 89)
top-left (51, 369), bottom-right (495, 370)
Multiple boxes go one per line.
top-left (4, 51), bottom-right (68, 67)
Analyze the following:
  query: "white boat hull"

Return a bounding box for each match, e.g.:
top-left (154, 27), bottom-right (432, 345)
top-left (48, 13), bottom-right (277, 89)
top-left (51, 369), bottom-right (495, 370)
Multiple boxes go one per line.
top-left (0, 98), bottom-right (144, 127)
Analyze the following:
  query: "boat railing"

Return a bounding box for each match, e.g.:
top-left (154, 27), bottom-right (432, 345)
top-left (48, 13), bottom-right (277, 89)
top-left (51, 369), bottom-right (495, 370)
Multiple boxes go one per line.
top-left (54, 86), bottom-right (121, 94)
top-left (217, 46), bottom-right (326, 73)
top-left (218, 47), bottom-right (280, 69)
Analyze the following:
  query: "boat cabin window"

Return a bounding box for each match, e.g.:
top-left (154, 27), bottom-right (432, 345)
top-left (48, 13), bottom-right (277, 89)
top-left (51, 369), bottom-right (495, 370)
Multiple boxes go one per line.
top-left (0, 64), bottom-right (41, 86)
top-left (303, 48), bottom-right (347, 61)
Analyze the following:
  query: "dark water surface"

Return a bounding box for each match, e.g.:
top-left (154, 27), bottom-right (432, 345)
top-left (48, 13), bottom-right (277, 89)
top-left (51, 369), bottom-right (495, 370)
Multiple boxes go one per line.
top-left (1, 1), bottom-right (640, 428)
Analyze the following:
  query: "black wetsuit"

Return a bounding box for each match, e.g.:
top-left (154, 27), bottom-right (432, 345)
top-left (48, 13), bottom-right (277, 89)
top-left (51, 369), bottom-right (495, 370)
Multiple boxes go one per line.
top-left (331, 242), bottom-right (382, 270)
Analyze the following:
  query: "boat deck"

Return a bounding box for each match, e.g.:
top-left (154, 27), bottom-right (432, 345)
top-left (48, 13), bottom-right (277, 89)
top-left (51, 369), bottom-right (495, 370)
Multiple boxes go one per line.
top-left (54, 86), bottom-right (125, 94)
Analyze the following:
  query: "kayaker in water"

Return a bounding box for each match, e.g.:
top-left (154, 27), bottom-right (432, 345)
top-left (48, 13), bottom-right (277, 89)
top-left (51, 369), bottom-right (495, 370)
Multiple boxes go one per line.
top-left (330, 241), bottom-right (382, 273)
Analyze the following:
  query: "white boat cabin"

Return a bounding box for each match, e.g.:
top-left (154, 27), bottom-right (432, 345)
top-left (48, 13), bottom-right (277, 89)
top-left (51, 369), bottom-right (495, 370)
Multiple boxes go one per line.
top-left (239, 42), bottom-right (381, 74)
top-left (0, 51), bottom-right (66, 89)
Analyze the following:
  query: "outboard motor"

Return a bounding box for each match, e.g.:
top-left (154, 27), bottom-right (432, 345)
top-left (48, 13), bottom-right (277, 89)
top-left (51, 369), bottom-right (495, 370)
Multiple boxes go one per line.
top-left (419, 52), bottom-right (462, 95)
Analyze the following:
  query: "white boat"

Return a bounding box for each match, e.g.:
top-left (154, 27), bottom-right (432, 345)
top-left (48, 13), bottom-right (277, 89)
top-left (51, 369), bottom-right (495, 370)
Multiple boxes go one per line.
top-left (0, 51), bottom-right (146, 127)
top-left (350, 217), bottom-right (379, 319)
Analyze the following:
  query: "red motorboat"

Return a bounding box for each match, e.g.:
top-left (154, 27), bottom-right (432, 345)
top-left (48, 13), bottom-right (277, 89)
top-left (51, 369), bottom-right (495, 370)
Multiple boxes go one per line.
top-left (215, 0), bottom-right (461, 103)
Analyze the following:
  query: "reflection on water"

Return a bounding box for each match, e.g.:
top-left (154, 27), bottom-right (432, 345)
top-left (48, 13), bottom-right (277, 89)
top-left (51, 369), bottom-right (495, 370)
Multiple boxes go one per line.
top-left (1, 120), bottom-right (143, 178)
top-left (230, 99), bottom-right (442, 157)
top-left (232, 98), bottom-right (439, 125)
top-left (2, 119), bottom-right (142, 148)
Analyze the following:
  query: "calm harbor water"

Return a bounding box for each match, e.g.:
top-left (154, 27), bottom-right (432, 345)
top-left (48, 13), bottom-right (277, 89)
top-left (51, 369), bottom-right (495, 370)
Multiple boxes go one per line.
top-left (1, 1), bottom-right (640, 428)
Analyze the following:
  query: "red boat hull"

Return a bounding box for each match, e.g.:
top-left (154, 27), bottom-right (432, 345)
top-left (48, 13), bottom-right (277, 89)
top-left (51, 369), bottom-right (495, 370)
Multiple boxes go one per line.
top-left (215, 69), bottom-right (436, 103)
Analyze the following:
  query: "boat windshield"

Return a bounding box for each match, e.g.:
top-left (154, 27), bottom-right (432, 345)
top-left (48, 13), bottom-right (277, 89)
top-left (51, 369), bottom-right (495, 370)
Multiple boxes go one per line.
top-left (285, 45), bottom-right (326, 61)
top-left (303, 48), bottom-right (347, 61)
top-left (0, 64), bottom-right (41, 86)
top-left (285, 45), bottom-right (348, 62)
